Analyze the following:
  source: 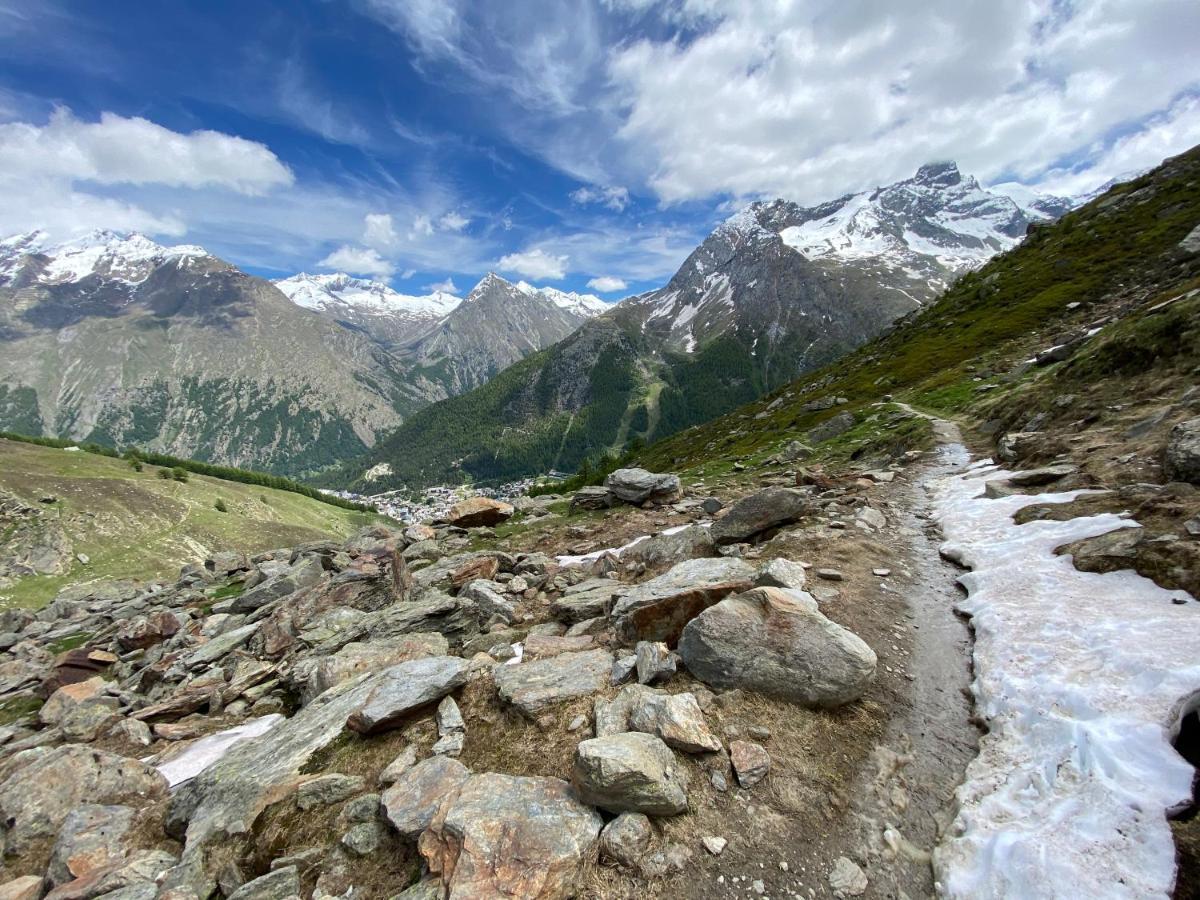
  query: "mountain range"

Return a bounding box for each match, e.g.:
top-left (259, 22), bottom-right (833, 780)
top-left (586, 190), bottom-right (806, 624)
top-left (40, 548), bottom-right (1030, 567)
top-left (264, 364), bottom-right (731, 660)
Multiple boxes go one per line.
top-left (340, 162), bottom-right (1074, 491)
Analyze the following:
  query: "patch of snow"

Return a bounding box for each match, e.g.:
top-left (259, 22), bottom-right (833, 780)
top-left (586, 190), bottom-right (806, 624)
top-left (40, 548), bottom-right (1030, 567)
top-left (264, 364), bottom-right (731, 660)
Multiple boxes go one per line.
top-left (930, 452), bottom-right (1200, 898)
top-left (555, 523), bottom-right (703, 567)
top-left (0, 229), bottom-right (211, 286)
top-left (154, 714), bottom-right (284, 787)
top-left (515, 281), bottom-right (608, 317)
top-left (275, 273), bottom-right (460, 319)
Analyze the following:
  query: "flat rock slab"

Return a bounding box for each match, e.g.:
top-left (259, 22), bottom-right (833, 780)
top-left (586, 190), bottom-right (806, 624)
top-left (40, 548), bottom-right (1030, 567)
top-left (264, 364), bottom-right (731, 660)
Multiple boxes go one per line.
top-left (611, 558), bottom-right (756, 645)
top-left (446, 498), bottom-right (514, 528)
top-left (680, 587), bottom-right (876, 708)
top-left (347, 656), bottom-right (470, 735)
top-left (494, 648), bottom-right (613, 717)
top-left (420, 773), bottom-right (602, 900)
top-left (710, 487), bottom-right (810, 546)
top-left (382, 756), bottom-right (471, 838)
top-left (572, 732), bottom-right (688, 816)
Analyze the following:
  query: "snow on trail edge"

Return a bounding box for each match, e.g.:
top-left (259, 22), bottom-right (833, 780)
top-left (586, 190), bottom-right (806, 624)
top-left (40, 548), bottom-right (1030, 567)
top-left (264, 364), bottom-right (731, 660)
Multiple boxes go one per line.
top-left (929, 448), bottom-right (1200, 898)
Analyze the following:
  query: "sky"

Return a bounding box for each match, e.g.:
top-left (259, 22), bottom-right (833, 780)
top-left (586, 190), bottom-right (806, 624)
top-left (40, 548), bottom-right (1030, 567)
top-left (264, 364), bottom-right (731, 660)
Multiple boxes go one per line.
top-left (0, 0), bottom-right (1198, 299)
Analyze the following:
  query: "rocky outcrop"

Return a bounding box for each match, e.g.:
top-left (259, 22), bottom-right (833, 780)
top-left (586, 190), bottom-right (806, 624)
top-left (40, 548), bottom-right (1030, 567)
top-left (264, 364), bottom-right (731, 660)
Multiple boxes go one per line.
top-left (710, 487), bottom-right (810, 546)
top-left (494, 649), bottom-right (613, 717)
top-left (679, 587), bottom-right (877, 707)
top-left (603, 469), bottom-right (682, 505)
top-left (1165, 416), bottom-right (1200, 483)
top-left (610, 558), bottom-right (756, 644)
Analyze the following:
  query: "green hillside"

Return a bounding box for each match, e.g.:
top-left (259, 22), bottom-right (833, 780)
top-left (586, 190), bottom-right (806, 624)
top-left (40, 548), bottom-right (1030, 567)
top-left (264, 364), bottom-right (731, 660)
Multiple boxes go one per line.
top-left (0, 438), bottom-right (384, 608)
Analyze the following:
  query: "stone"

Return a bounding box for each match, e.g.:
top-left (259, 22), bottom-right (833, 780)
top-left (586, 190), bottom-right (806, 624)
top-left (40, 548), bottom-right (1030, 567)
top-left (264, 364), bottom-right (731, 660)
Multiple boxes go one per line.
top-left (392, 880), bottom-right (443, 900)
top-left (304, 634), bottom-right (448, 703)
top-left (549, 580), bottom-right (620, 624)
top-left (523, 634), bottom-right (594, 658)
top-left (808, 412), bottom-right (855, 444)
top-left (436, 695), bottom-right (465, 736)
top-left (603, 468), bottom-right (682, 505)
top-left (494, 648), bottom-right (613, 717)
top-left (296, 774), bottom-right (364, 811)
top-left (450, 556), bottom-right (499, 588)
top-left (47, 804), bottom-right (136, 888)
top-left (115, 611), bottom-right (180, 652)
top-left (46, 849), bottom-right (176, 900)
top-left (829, 856), bottom-right (868, 897)
top-left (0, 747), bottom-right (166, 857)
top-left (710, 487), bottom-right (810, 546)
top-left (569, 487), bottom-right (613, 512)
top-left (0, 877), bottom-right (42, 900)
top-left (1008, 463), bottom-right (1079, 487)
top-left (701, 497), bottom-right (724, 514)
top-left (227, 866), bottom-right (300, 900)
top-left (382, 756), bottom-right (471, 839)
top-left (346, 656), bottom-right (470, 735)
top-left (459, 580), bottom-right (517, 626)
top-left (1064, 527), bottom-right (1143, 573)
top-left (432, 732), bottom-right (465, 757)
top-left (610, 654), bottom-right (637, 685)
top-left (628, 691), bottom-right (721, 754)
top-left (610, 558), bottom-right (756, 645)
top-left (446, 497), bottom-right (514, 528)
top-left (634, 640), bottom-right (676, 684)
top-left (572, 732), bottom-right (688, 815)
top-left (755, 558), bottom-right (807, 589)
top-left (680, 587), bottom-right (876, 708)
top-left (231, 556), bottom-right (324, 613)
top-left (599, 812), bottom-right (652, 868)
top-left (621, 525), bottom-right (715, 570)
top-left (856, 507), bottom-right (886, 530)
top-left (379, 745), bottom-right (419, 786)
top-left (816, 568), bottom-right (844, 581)
top-left (40, 676), bottom-right (107, 726)
top-left (341, 821), bottom-right (388, 856)
top-left (60, 700), bottom-right (121, 743)
top-left (729, 740), bottom-right (770, 787)
top-left (110, 718), bottom-right (153, 747)
top-left (419, 773), bottom-right (602, 900)
top-left (702, 836), bottom-right (727, 856)
top-left (1165, 417), bottom-right (1200, 484)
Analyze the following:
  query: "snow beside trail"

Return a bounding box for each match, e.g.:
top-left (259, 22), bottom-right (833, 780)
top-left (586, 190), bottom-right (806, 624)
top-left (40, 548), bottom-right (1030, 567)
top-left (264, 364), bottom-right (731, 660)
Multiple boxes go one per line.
top-left (555, 523), bottom-right (699, 567)
top-left (930, 452), bottom-right (1200, 899)
top-left (155, 714), bottom-right (284, 787)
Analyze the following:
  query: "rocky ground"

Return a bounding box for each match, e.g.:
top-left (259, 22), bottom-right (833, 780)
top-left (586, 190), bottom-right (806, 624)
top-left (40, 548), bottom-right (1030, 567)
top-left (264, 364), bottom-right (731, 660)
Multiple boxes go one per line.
top-left (0, 400), bottom-right (1196, 899)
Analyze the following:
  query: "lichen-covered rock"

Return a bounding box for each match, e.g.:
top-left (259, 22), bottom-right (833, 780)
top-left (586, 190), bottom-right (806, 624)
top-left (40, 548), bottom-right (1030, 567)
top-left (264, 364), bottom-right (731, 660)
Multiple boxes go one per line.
top-left (1165, 416), bottom-right (1200, 483)
top-left (680, 587), bottom-right (876, 708)
top-left (710, 487), bottom-right (810, 546)
top-left (46, 804), bottom-right (135, 889)
top-left (382, 757), bottom-right (471, 839)
top-left (610, 558), bottom-right (756, 645)
top-left (627, 691), bottom-right (721, 754)
top-left (419, 773), bottom-right (602, 900)
top-left (599, 812), bottom-right (652, 869)
top-left (494, 648), bottom-right (613, 717)
top-left (572, 732), bottom-right (688, 815)
top-left (346, 656), bottom-right (470, 735)
top-left (603, 468), bottom-right (682, 505)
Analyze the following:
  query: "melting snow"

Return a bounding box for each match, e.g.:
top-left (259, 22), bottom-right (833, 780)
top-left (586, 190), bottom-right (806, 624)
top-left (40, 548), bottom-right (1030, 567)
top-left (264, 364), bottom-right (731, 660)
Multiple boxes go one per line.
top-left (154, 714), bottom-right (284, 787)
top-left (929, 451), bottom-right (1200, 898)
top-left (555, 523), bottom-right (699, 567)
top-left (275, 273), bottom-right (460, 318)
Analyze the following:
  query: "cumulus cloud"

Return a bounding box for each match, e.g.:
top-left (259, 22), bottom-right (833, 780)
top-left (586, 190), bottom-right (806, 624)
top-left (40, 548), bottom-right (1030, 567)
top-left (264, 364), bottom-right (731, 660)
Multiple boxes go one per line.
top-left (439, 211), bottom-right (470, 231)
top-left (426, 276), bottom-right (459, 293)
top-left (606, 0), bottom-right (1200, 203)
top-left (570, 184), bottom-right (630, 211)
top-left (318, 245), bottom-right (394, 278)
top-left (362, 213), bottom-right (399, 250)
top-left (497, 247), bottom-right (569, 280)
top-left (586, 275), bottom-right (627, 292)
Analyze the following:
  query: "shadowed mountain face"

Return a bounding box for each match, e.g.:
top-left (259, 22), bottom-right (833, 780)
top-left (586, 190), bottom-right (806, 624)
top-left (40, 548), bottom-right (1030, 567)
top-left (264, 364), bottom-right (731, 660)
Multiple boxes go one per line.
top-left (0, 233), bottom-right (601, 476)
top-left (342, 164), bottom-right (1074, 492)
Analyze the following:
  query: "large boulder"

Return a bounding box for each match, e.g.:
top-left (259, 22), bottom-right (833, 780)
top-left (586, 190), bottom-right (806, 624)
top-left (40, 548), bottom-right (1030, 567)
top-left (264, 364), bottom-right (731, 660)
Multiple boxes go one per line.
top-left (231, 556), bottom-right (325, 613)
top-left (0, 747), bottom-right (167, 857)
top-left (347, 656), bottom-right (470, 735)
top-left (419, 773), bottom-right (602, 900)
top-left (710, 487), bottom-right (809, 546)
top-left (621, 525), bottom-right (715, 571)
top-left (610, 558), bottom-right (756, 645)
top-left (808, 412), bottom-right (855, 444)
top-left (549, 579), bottom-right (622, 624)
top-left (303, 634), bottom-right (448, 703)
top-left (679, 587), bottom-right (876, 708)
top-left (494, 649), bottom-right (613, 718)
top-left (603, 469), bottom-right (682, 505)
top-left (46, 804), bottom-right (136, 889)
top-left (572, 732), bottom-right (688, 816)
top-left (446, 498), bottom-right (514, 528)
top-left (382, 757), bottom-right (471, 838)
top-left (1165, 416), bottom-right (1200, 483)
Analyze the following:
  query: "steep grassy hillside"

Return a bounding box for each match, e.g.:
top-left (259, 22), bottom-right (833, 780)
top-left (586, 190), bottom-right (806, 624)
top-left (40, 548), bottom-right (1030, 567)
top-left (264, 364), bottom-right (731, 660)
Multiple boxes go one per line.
top-left (637, 146), bottom-right (1200, 477)
top-left (0, 438), bottom-right (383, 607)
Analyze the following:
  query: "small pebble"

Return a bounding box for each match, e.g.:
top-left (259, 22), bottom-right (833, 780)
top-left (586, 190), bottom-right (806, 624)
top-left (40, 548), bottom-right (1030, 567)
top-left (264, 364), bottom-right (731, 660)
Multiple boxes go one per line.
top-left (873, 568), bottom-right (891, 577)
top-left (816, 568), bottom-right (844, 581)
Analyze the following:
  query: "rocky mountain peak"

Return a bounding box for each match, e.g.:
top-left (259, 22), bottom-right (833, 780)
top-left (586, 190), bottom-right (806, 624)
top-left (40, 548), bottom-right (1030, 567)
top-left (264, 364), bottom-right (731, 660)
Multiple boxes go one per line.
top-left (911, 160), bottom-right (963, 188)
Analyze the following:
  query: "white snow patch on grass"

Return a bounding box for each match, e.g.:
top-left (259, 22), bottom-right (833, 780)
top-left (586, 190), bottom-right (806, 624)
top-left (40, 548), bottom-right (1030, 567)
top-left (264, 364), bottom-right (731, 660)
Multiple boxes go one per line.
top-left (930, 453), bottom-right (1200, 899)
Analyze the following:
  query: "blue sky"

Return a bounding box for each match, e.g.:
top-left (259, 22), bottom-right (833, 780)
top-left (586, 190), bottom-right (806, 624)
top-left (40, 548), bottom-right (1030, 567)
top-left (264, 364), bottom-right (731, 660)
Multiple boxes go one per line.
top-left (1, 0), bottom-right (1198, 299)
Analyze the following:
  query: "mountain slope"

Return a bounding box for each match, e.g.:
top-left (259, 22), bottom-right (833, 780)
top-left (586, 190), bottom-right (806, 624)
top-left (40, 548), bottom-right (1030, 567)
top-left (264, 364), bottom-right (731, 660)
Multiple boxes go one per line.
top-left (345, 163), bottom-right (1071, 491)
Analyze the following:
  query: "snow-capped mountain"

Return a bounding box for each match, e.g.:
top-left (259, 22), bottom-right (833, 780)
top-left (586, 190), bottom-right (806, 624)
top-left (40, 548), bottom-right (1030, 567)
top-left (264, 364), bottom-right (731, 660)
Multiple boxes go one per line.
top-left (515, 281), bottom-right (609, 317)
top-left (274, 272), bottom-right (461, 319)
top-left (0, 230), bottom-right (212, 286)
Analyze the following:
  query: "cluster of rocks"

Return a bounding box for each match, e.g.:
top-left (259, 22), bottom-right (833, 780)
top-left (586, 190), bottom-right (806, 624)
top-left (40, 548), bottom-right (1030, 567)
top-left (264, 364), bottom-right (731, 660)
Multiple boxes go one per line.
top-left (0, 490), bottom-right (74, 587)
top-left (570, 468), bottom-right (682, 512)
top-left (0, 476), bottom-right (882, 900)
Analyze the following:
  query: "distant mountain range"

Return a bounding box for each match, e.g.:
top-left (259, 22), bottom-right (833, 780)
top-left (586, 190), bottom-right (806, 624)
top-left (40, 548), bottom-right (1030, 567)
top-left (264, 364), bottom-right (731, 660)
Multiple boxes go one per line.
top-left (341, 162), bottom-right (1077, 492)
top-left (0, 232), bottom-right (601, 474)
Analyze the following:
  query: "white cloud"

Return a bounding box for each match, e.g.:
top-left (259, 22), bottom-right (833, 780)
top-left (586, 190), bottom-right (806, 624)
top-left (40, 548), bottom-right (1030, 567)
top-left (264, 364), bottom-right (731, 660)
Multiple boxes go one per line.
top-left (570, 184), bottom-right (630, 211)
top-left (497, 247), bottom-right (569, 280)
top-left (411, 214), bottom-right (434, 237)
top-left (604, 0), bottom-right (1200, 203)
top-left (318, 245), bottom-right (395, 278)
top-left (586, 275), bottom-right (628, 292)
top-left (362, 212), bottom-right (398, 249)
top-left (439, 210), bottom-right (470, 231)
top-left (426, 276), bottom-right (459, 293)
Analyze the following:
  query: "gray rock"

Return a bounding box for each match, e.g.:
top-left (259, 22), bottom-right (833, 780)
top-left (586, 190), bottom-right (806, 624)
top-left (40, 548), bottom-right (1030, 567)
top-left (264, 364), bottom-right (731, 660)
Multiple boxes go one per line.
top-left (710, 487), bottom-right (810, 546)
top-left (569, 486), bottom-right (613, 512)
top-left (729, 740), bottom-right (770, 787)
top-left (436, 695), bottom-right (465, 736)
top-left (346, 656), bottom-right (470, 735)
top-left (549, 580), bottom-right (621, 624)
top-left (808, 412), bottom-right (855, 444)
top-left (702, 836), bottom-right (727, 856)
top-left (1165, 416), bottom-right (1200, 484)
top-left (572, 732), bottom-right (688, 815)
top-left (610, 654), bottom-right (637, 685)
top-left (431, 732), bottom-right (465, 757)
top-left (1008, 463), bottom-right (1079, 487)
top-left (628, 691), bottom-right (721, 754)
top-left (392, 879), bottom-right (444, 900)
top-left (604, 468), bottom-right (682, 505)
top-left (296, 774), bottom-right (364, 811)
top-left (379, 745), bottom-right (419, 786)
top-left (755, 558), bottom-right (807, 589)
top-left (459, 580), bottom-right (517, 625)
top-left (46, 804), bottom-right (135, 888)
top-left (227, 866), bottom-right (300, 900)
top-left (494, 648), bottom-right (613, 717)
top-left (622, 526), bottom-right (715, 570)
top-left (701, 497), bottom-right (724, 514)
top-left (419, 773), bottom-right (602, 899)
top-left (679, 587), bottom-right (876, 708)
top-left (610, 558), bottom-right (756, 644)
top-left (829, 856), bottom-right (869, 897)
top-left (856, 506), bottom-right (886, 530)
top-left (382, 756), bottom-right (472, 839)
top-left (231, 557), bottom-right (324, 613)
top-left (303, 634), bottom-right (448, 704)
top-left (599, 812), bottom-right (652, 868)
top-left (341, 821), bottom-right (388, 857)
top-left (635, 641), bottom-right (676, 684)
top-left (816, 568), bottom-right (844, 581)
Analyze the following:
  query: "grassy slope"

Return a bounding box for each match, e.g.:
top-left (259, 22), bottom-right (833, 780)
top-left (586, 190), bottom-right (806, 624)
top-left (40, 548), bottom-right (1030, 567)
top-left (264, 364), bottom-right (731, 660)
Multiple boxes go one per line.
top-left (0, 438), bottom-right (383, 607)
top-left (637, 146), bottom-right (1200, 476)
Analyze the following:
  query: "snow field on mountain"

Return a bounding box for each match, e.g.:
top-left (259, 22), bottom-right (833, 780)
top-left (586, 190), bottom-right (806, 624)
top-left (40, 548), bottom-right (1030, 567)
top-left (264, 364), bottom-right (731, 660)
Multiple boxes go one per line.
top-left (930, 455), bottom-right (1200, 899)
